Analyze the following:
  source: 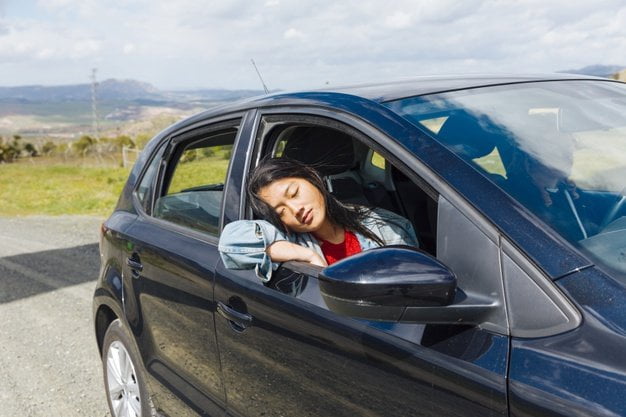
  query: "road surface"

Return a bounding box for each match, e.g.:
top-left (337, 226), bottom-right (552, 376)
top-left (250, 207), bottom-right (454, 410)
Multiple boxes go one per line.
top-left (0, 216), bottom-right (111, 417)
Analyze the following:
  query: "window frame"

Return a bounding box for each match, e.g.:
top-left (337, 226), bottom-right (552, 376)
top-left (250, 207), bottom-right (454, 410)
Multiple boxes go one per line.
top-left (133, 142), bottom-right (167, 216)
top-left (131, 114), bottom-right (245, 243)
top-left (246, 110), bottom-right (439, 223)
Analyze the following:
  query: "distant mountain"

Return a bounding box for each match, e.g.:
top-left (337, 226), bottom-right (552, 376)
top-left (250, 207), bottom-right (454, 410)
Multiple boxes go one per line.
top-left (0, 79), bottom-right (269, 135)
top-left (165, 88), bottom-right (269, 102)
top-left (559, 64), bottom-right (626, 78)
top-left (0, 79), bottom-right (266, 103)
top-left (0, 79), bottom-right (161, 101)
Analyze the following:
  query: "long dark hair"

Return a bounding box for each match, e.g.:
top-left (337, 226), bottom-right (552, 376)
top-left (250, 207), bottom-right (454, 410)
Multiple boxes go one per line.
top-left (247, 157), bottom-right (384, 245)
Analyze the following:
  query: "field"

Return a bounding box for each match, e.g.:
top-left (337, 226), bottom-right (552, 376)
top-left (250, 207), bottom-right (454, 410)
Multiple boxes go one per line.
top-left (0, 160), bottom-right (130, 217)
top-left (0, 151), bottom-right (232, 217)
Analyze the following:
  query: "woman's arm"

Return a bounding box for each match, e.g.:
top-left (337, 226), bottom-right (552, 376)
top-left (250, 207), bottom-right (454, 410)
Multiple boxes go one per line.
top-left (266, 240), bottom-right (327, 267)
top-left (218, 219), bottom-right (325, 281)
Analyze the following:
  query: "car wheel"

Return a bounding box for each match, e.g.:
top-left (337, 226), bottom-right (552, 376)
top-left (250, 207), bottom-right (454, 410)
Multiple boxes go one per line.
top-left (102, 319), bottom-right (155, 417)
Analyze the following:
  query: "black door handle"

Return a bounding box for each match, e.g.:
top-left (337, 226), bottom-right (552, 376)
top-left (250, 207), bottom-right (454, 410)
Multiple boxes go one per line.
top-left (217, 301), bottom-right (253, 331)
top-left (126, 256), bottom-right (143, 279)
top-left (126, 258), bottom-right (143, 270)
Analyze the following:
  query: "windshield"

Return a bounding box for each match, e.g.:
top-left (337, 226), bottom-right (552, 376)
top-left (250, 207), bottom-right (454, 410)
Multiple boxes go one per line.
top-left (386, 80), bottom-right (626, 280)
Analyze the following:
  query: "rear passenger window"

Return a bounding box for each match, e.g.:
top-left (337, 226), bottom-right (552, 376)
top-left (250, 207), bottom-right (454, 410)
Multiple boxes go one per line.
top-left (154, 122), bottom-right (238, 236)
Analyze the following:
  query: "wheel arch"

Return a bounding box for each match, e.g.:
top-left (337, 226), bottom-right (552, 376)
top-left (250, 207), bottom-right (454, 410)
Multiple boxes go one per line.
top-left (95, 304), bottom-right (119, 356)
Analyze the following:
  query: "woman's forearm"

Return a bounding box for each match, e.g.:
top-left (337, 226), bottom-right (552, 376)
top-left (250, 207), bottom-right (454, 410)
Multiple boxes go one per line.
top-left (266, 240), bottom-right (327, 267)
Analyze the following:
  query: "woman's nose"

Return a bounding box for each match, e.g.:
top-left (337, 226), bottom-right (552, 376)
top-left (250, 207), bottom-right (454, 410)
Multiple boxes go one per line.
top-left (287, 202), bottom-right (304, 219)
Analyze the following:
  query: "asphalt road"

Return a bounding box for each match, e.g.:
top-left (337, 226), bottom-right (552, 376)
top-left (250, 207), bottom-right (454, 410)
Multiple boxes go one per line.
top-left (0, 216), bottom-right (111, 417)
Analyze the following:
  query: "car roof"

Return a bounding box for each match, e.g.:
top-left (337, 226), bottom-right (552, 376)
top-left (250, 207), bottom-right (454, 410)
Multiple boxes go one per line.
top-left (316, 73), bottom-right (610, 102)
top-left (163, 73), bottom-right (618, 138)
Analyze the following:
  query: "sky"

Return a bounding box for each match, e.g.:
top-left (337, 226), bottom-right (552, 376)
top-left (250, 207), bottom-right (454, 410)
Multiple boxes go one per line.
top-left (0, 0), bottom-right (625, 90)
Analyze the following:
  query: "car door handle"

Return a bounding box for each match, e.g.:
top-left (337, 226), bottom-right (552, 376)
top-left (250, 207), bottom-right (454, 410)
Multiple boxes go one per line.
top-left (126, 257), bottom-right (143, 271)
top-left (126, 256), bottom-right (143, 279)
top-left (217, 301), bottom-right (253, 331)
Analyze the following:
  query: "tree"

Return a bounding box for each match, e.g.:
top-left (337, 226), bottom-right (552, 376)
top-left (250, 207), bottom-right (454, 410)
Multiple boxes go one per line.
top-left (0, 135), bottom-right (22, 162)
top-left (42, 141), bottom-right (57, 156)
top-left (74, 135), bottom-right (95, 156)
top-left (23, 142), bottom-right (37, 157)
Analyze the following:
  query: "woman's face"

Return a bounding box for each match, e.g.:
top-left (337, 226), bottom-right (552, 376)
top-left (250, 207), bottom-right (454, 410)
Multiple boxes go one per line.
top-left (258, 177), bottom-right (327, 233)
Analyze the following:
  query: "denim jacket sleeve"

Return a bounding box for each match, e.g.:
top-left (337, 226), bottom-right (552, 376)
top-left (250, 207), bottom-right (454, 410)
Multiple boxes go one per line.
top-left (359, 208), bottom-right (419, 248)
top-left (218, 220), bottom-right (290, 282)
top-left (218, 209), bottom-right (417, 282)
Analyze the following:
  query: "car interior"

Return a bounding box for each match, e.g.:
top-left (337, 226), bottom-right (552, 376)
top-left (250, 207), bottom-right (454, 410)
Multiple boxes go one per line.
top-left (258, 120), bottom-right (438, 256)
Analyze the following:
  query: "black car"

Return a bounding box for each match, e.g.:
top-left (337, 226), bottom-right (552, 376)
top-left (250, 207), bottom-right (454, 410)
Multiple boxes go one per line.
top-left (94, 74), bottom-right (626, 417)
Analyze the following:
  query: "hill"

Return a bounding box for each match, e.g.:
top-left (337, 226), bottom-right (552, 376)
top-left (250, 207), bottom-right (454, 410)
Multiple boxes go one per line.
top-left (559, 64), bottom-right (626, 78)
top-left (0, 79), bottom-right (266, 137)
top-left (0, 79), bottom-right (265, 103)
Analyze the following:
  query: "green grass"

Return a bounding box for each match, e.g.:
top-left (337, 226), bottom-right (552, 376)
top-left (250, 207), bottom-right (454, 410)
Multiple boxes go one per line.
top-left (168, 157), bottom-right (230, 194)
top-left (0, 161), bottom-right (131, 216)
top-left (0, 153), bottom-right (232, 217)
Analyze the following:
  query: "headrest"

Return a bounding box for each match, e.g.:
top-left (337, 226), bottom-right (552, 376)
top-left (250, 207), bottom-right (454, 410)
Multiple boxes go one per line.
top-left (282, 127), bottom-right (355, 175)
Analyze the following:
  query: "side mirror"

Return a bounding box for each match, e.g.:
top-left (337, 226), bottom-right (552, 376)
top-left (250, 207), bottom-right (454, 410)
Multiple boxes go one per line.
top-left (318, 247), bottom-right (457, 321)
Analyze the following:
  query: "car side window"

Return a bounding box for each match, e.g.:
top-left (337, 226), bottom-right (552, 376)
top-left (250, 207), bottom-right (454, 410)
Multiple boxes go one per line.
top-left (154, 122), bottom-right (238, 236)
top-left (256, 115), bottom-right (438, 255)
top-left (136, 145), bottom-right (165, 215)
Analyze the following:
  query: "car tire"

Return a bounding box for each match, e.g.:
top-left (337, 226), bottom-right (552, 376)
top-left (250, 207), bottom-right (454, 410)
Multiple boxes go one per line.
top-left (102, 319), bottom-right (156, 417)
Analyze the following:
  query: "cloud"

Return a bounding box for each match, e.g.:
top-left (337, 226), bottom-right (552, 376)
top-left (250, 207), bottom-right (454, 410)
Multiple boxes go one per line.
top-left (123, 43), bottom-right (135, 55)
top-left (384, 11), bottom-right (411, 29)
top-left (0, 18), bottom-right (101, 64)
top-left (72, 39), bottom-right (100, 58)
top-left (283, 27), bottom-right (304, 40)
top-left (1, 0), bottom-right (626, 89)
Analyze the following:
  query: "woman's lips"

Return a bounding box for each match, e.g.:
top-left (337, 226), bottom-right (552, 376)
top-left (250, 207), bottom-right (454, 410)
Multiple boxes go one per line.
top-left (302, 208), bottom-right (313, 224)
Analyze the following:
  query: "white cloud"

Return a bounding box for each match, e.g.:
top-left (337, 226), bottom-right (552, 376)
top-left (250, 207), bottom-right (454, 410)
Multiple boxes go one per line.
top-left (36, 47), bottom-right (55, 59)
top-left (1, 0), bottom-right (626, 89)
top-left (123, 43), bottom-right (135, 55)
top-left (384, 11), bottom-right (411, 29)
top-left (283, 27), bottom-right (304, 40)
top-left (72, 39), bottom-right (100, 58)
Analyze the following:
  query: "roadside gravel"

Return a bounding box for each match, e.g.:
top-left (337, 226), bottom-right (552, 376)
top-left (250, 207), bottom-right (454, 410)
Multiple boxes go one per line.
top-left (0, 216), bottom-right (110, 417)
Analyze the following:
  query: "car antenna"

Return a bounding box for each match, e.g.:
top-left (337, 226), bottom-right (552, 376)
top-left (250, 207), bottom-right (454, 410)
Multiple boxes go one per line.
top-left (251, 58), bottom-right (270, 94)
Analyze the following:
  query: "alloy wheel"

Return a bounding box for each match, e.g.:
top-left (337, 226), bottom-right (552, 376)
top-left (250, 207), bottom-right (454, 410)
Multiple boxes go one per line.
top-left (106, 340), bottom-right (142, 417)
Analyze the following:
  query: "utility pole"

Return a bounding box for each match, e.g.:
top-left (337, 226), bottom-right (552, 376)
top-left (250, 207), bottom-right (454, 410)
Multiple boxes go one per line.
top-left (90, 68), bottom-right (100, 140)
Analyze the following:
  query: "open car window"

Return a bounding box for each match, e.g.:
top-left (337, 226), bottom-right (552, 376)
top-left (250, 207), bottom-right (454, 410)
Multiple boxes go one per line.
top-left (256, 115), bottom-right (438, 256)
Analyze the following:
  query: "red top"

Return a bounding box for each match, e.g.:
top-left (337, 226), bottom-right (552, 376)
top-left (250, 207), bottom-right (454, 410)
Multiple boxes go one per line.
top-left (318, 229), bottom-right (362, 265)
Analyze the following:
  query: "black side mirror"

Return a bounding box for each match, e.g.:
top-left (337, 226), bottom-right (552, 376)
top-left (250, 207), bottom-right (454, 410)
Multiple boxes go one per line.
top-left (318, 247), bottom-right (457, 321)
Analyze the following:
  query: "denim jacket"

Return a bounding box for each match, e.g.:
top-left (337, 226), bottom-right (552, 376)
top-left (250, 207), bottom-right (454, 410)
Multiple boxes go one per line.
top-left (218, 208), bottom-right (418, 282)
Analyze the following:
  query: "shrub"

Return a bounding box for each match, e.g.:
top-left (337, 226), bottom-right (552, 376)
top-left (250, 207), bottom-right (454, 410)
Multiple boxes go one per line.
top-left (42, 141), bottom-right (57, 156)
top-left (74, 135), bottom-right (95, 155)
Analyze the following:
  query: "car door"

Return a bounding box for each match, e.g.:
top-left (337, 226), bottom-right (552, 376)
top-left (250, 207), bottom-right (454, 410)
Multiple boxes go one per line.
top-left (213, 111), bottom-right (510, 417)
top-left (120, 114), bottom-right (248, 417)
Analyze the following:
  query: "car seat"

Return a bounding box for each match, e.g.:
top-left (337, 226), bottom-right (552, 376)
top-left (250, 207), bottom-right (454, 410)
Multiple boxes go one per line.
top-left (281, 126), bottom-right (371, 206)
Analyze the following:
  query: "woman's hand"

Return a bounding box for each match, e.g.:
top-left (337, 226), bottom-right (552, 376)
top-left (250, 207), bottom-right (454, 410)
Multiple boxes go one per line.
top-left (306, 252), bottom-right (327, 267)
top-left (266, 241), bottom-right (328, 267)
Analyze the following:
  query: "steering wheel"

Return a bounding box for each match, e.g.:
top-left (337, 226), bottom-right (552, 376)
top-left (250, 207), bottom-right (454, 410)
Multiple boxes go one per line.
top-left (600, 187), bottom-right (626, 230)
